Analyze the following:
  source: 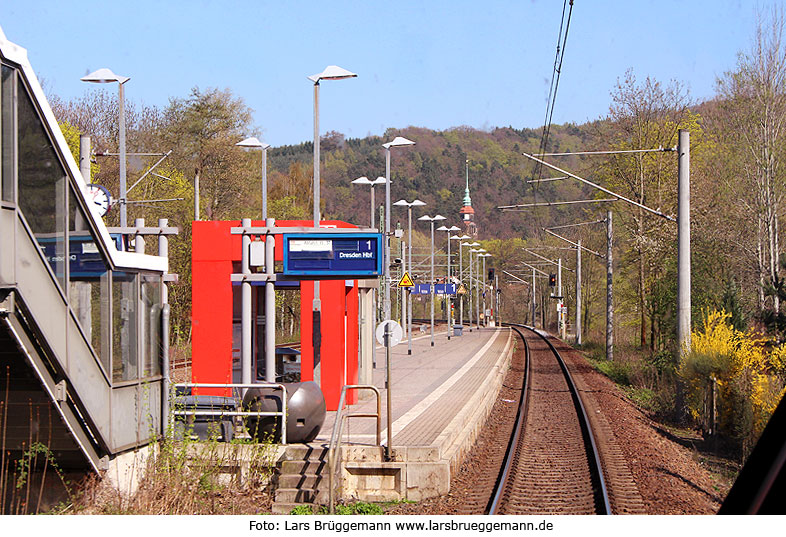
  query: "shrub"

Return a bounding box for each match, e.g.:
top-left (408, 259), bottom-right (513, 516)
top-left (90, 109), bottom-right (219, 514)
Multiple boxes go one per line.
top-left (682, 309), bottom-right (786, 457)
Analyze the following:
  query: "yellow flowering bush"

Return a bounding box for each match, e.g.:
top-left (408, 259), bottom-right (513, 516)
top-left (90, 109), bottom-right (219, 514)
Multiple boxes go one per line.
top-left (682, 309), bottom-right (785, 453)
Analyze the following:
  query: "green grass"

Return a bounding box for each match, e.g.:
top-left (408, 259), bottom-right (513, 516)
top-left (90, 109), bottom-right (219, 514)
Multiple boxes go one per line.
top-left (588, 357), bottom-right (632, 386)
top-left (290, 501), bottom-right (386, 515)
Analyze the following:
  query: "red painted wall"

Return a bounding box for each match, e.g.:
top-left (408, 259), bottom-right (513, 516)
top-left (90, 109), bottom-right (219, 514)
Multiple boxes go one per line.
top-left (191, 220), bottom-right (360, 409)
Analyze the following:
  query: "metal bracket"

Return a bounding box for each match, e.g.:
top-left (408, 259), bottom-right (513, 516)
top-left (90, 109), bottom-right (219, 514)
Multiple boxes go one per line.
top-left (53, 380), bottom-right (67, 403)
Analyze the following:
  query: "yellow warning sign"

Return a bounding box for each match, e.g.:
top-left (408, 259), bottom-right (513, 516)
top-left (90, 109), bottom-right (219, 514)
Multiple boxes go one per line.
top-left (457, 283), bottom-right (467, 295)
top-left (398, 272), bottom-right (415, 287)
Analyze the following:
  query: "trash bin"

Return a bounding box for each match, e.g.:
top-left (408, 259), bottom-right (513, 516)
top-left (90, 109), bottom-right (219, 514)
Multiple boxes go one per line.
top-left (453, 324), bottom-right (463, 336)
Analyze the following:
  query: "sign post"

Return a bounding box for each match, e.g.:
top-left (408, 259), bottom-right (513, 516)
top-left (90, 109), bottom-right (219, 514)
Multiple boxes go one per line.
top-left (376, 319), bottom-right (402, 461)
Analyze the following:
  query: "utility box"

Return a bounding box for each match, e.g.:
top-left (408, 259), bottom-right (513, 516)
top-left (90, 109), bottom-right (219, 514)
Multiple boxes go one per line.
top-left (453, 324), bottom-right (463, 336)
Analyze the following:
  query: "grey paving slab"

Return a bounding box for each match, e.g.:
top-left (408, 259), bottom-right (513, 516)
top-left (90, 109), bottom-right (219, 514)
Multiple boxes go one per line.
top-left (315, 326), bottom-right (508, 449)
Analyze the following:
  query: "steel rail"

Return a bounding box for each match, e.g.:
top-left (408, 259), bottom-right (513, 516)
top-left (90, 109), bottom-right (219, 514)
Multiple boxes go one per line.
top-left (486, 325), bottom-right (530, 514)
top-left (491, 323), bottom-right (612, 515)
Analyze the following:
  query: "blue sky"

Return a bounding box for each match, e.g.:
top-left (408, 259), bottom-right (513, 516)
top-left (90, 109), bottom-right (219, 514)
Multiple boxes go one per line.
top-left (0, 0), bottom-right (761, 146)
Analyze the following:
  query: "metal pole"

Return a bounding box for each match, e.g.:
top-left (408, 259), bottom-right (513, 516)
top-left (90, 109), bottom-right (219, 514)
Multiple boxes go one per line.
top-left (241, 218), bottom-right (252, 390)
top-left (370, 185), bottom-right (376, 229)
top-left (134, 218), bottom-right (145, 253)
top-left (532, 267), bottom-right (536, 328)
top-left (558, 258), bottom-right (564, 339)
top-left (312, 82), bottom-right (322, 386)
top-left (265, 218), bottom-right (276, 382)
top-left (678, 129), bottom-right (691, 357)
top-left (606, 210), bottom-right (614, 362)
top-left (478, 255), bottom-right (489, 326)
top-left (385, 323), bottom-right (392, 460)
top-left (401, 240), bottom-right (406, 333)
top-left (161, 303), bottom-right (170, 435)
top-left (79, 135), bottom-right (91, 183)
top-left (158, 218), bottom-right (169, 304)
top-left (495, 273), bottom-right (500, 325)
top-left (459, 243), bottom-right (464, 326)
top-left (384, 149), bottom-right (392, 323)
top-left (407, 206), bottom-right (413, 355)
top-left (476, 253), bottom-right (481, 330)
top-left (118, 83), bottom-right (127, 228)
top-left (159, 215), bottom-right (171, 433)
top-left (446, 232), bottom-right (451, 339)
top-left (576, 239), bottom-right (582, 345)
top-left (194, 170), bottom-right (200, 221)
top-left (469, 249), bottom-right (473, 331)
top-left (262, 147), bottom-right (268, 220)
top-left (430, 221), bottom-right (435, 346)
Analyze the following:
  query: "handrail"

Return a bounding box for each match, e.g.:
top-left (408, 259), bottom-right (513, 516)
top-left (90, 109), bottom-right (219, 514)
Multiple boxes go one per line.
top-left (327, 384), bottom-right (382, 514)
top-left (171, 382), bottom-right (288, 445)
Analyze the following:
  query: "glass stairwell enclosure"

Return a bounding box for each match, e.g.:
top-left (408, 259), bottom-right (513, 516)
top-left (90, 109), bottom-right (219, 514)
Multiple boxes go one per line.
top-left (0, 30), bottom-right (169, 474)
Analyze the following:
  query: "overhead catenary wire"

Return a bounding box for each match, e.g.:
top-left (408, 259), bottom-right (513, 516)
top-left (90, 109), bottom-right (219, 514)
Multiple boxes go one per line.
top-left (530, 0), bottom-right (575, 230)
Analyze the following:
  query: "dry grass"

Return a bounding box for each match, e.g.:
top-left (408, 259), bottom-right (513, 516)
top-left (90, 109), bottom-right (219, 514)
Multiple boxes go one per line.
top-left (71, 437), bottom-right (279, 515)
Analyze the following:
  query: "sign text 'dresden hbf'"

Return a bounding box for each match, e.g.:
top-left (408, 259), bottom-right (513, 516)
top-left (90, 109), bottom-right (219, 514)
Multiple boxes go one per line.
top-left (282, 233), bottom-right (383, 277)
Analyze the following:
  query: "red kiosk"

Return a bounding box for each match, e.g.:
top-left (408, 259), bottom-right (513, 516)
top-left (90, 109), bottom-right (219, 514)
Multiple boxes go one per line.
top-left (191, 220), bottom-right (365, 410)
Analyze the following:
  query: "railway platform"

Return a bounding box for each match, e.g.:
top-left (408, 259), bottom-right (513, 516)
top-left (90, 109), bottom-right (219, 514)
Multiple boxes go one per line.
top-left (273, 326), bottom-right (514, 511)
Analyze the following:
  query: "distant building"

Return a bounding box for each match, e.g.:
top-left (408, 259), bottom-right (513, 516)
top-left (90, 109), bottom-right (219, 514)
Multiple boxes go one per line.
top-left (459, 165), bottom-right (478, 237)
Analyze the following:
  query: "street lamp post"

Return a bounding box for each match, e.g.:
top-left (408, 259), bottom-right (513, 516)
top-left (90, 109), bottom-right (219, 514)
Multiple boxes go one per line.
top-left (466, 243), bottom-right (480, 330)
top-left (455, 237), bottom-right (471, 326)
top-left (393, 199), bottom-right (426, 354)
top-left (352, 176), bottom-right (387, 228)
top-left (236, 137), bottom-right (273, 382)
top-left (308, 65), bottom-right (357, 387)
top-left (437, 225), bottom-right (461, 338)
top-left (382, 137), bottom-right (415, 325)
top-left (236, 137), bottom-right (271, 218)
top-left (81, 68), bottom-right (130, 228)
top-left (479, 253), bottom-right (492, 327)
top-left (418, 214), bottom-right (445, 346)
top-left (474, 248), bottom-right (486, 329)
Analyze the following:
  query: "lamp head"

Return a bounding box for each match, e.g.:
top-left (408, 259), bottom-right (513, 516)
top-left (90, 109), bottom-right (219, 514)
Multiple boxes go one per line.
top-left (236, 136), bottom-right (270, 150)
top-left (81, 68), bottom-right (129, 84)
top-left (352, 176), bottom-right (372, 185)
top-left (308, 65), bottom-right (357, 83)
top-left (382, 136), bottom-right (416, 149)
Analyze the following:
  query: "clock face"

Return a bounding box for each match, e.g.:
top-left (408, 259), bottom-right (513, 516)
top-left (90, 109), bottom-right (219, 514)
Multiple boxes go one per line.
top-left (85, 184), bottom-right (111, 217)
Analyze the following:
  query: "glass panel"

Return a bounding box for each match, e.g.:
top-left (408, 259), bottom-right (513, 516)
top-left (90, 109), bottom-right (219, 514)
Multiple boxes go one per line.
top-left (1, 64), bottom-right (14, 202)
top-left (16, 76), bottom-right (67, 291)
top-left (113, 272), bottom-right (138, 382)
top-left (68, 187), bottom-right (111, 374)
top-left (141, 273), bottom-right (161, 378)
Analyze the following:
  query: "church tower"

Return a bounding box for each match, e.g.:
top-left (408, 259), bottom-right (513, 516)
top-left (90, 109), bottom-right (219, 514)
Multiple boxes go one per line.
top-left (459, 159), bottom-right (478, 237)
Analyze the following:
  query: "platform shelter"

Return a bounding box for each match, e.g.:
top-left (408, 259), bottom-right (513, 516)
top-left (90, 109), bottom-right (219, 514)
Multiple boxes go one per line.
top-left (191, 220), bottom-right (376, 409)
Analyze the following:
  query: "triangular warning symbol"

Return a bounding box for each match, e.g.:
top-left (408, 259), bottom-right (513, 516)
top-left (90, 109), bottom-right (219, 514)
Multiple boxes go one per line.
top-left (398, 272), bottom-right (415, 287)
top-left (457, 283), bottom-right (467, 295)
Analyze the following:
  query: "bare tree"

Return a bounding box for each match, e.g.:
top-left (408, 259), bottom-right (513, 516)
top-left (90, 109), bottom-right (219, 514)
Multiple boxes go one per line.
top-left (716, 8), bottom-right (786, 316)
top-left (598, 69), bottom-right (690, 348)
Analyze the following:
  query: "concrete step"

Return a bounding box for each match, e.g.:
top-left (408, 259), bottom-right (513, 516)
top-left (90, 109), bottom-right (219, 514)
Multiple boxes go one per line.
top-left (271, 502), bottom-right (320, 515)
top-left (280, 459), bottom-right (326, 474)
top-left (284, 444), bottom-right (328, 461)
top-left (275, 487), bottom-right (328, 504)
top-left (277, 473), bottom-right (324, 489)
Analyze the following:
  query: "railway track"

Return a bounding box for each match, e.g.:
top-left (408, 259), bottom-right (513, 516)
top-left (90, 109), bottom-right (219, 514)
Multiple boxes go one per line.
top-left (487, 324), bottom-right (611, 515)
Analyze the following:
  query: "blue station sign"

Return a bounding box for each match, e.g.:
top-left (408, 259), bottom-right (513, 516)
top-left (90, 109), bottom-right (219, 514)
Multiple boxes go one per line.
top-left (412, 283), bottom-right (457, 295)
top-left (282, 233), bottom-right (383, 277)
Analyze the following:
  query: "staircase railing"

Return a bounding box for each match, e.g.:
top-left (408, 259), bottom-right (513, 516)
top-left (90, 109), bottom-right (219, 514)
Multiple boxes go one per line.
top-left (327, 385), bottom-right (381, 514)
